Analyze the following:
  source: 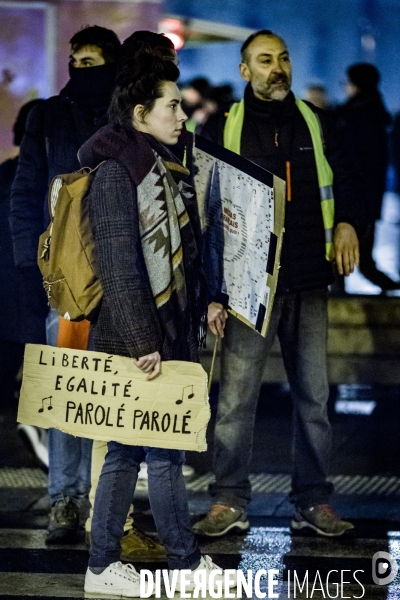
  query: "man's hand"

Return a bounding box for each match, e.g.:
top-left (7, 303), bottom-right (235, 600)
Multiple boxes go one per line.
top-left (133, 351), bottom-right (161, 380)
top-left (208, 302), bottom-right (228, 337)
top-left (334, 222), bottom-right (359, 276)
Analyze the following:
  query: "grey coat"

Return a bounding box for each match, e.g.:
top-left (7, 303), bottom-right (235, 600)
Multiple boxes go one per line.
top-left (88, 159), bottom-right (165, 360)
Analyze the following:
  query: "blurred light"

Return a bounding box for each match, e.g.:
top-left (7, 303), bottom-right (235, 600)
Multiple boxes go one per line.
top-left (335, 400), bottom-right (376, 415)
top-left (337, 383), bottom-right (373, 399)
top-left (159, 18), bottom-right (185, 50)
top-left (361, 34), bottom-right (376, 51)
top-left (388, 532), bottom-right (400, 538)
top-left (163, 32), bottom-right (184, 50)
top-left (162, 18), bottom-right (182, 33)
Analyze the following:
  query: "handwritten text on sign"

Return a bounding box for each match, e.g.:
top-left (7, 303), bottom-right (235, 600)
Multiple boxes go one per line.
top-left (18, 344), bottom-right (210, 452)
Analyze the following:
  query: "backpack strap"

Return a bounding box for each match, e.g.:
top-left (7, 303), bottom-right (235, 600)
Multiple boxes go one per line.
top-left (47, 162), bottom-right (106, 219)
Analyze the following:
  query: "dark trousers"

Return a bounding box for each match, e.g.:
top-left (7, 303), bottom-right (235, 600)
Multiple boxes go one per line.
top-left (0, 340), bottom-right (24, 403)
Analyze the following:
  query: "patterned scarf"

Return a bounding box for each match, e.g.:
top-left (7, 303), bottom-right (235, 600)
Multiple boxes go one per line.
top-left (81, 124), bottom-right (207, 360)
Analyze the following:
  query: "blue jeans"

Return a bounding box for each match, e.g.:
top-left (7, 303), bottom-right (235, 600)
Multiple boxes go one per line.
top-left (46, 309), bottom-right (92, 506)
top-left (210, 288), bottom-right (333, 510)
top-left (89, 443), bottom-right (201, 570)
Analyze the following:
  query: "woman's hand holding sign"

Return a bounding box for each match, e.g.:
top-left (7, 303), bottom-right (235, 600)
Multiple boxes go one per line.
top-left (133, 351), bottom-right (161, 380)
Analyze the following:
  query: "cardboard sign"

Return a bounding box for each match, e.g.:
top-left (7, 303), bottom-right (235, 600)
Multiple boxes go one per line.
top-left (18, 344), bottom-right (210, 452)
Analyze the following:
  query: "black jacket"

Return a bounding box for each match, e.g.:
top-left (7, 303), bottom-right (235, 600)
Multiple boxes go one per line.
top-left (0, 157), bottom-right (24, 343)
top-left (10, 65), bottom-right (114, 343)
top-left (335, 91), bottom-right (390, 222)
top-left (201, 87), bottom-right (363, 294)
top-left (392, 111), bottom-right (400, 195)
top-left (10, 92), bottom-right (109, 269)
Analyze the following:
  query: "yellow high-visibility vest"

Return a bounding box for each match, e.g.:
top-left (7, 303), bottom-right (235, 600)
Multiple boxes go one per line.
top-left (223, 98), bottom-right (335, 261)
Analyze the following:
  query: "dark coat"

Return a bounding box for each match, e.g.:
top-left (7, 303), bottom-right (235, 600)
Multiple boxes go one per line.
top-left (0, 157), bottom-right (24, 343)
top-left (201, 88), bottom-right (363, 294)
top-left (85, 159), bottom-right (165, 360)
top-left (9, 76), bottom-right (111, 343)
top-left (10, 92), bottom-right (108, 269)
top-left (335, 91), bottom-right (391, 222)
top-left (391, 111), bottom-right (400, 195)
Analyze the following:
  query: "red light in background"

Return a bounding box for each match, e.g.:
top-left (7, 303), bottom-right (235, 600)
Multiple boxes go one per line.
top-left (159, 18), bottom-right (185, 50)
top-left (163, 32), bottom-right (184, 50)
top-left (162, 18), bottom-right (182, 32)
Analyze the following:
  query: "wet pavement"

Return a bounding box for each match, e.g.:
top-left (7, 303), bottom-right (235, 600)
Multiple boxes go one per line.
top-left (1, 192), bottom-right (400, 598)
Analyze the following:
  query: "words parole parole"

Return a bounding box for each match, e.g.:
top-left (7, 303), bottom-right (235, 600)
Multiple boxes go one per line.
top-left (65, 401), bottom-right (193, 435)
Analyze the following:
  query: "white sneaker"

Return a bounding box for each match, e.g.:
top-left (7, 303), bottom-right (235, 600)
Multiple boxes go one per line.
top-left (170, 555), bottom-right (237, 593)
top-left (84, 562), bottom-right (140, 597)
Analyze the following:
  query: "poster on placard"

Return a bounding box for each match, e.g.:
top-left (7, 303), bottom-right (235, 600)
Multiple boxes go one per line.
top-left (190, 134), bottom-right (286, 337)
top-left (17, 344), bottom-right (210, 452)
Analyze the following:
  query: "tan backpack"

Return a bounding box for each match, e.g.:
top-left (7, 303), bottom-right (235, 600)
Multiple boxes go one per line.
top-left (37, 165), bottom-right (103, 321)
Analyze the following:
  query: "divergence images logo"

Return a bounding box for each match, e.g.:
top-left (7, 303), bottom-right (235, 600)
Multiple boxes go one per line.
top-left (372, 552), bottom-right (398, 585)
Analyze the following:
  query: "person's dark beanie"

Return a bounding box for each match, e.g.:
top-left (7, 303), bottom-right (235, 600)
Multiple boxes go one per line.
top-left (347, 63), bottom-right (380, 93)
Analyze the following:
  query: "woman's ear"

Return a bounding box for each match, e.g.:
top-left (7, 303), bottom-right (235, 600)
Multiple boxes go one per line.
top-left (133, 104), bottom-right (146, 126)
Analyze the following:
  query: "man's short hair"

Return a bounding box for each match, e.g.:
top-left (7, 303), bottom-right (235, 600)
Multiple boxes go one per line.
top-left (70, 25), bottom-right (121, 63)
top-left (240, 29), bottom-right (285, 63)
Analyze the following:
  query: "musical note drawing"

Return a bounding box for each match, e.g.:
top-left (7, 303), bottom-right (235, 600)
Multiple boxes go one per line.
top-left (38, 396), bottom-right (53, 413)
top-left (176, 385), bottom-right (194, 405)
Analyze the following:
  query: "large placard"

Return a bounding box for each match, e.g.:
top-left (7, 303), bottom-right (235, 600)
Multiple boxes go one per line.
top-left (191, 135), bottom-right (286, 337)
top-left (18, 344), bottom-right (210, 452)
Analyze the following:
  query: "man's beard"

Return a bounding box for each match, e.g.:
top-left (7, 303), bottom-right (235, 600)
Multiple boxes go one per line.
top-left (255, 74), bottom-right (291, 101)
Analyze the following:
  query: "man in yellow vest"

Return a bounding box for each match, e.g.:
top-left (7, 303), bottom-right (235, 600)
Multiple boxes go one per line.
top-left (195, 30), bottom-right (362, 538)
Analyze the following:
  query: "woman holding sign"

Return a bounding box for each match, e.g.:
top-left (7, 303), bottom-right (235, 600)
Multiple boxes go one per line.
top-left (79, 34), bottom-right (232, 597)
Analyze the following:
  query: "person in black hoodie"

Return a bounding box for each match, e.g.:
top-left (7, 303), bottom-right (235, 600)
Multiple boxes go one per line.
top-left (9, 26), bottom-right (121, 545)
top-left (0, 100), bottom-right (42, 405)
top-left (194, 30), bottom-right (362, 540)
top-left (336, 63), bottom-right (397, 291)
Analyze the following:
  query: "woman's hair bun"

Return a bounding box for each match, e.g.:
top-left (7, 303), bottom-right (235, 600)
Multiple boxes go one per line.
top-left (108, 30), bottom-right (180, 128)
top-left (116, 52), bottom-right (175, 87)
top-left (117, 31), bottom-right (176, 75)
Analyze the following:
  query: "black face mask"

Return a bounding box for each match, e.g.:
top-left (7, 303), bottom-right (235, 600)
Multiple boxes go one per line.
top-left (62, 62), bottom-right (117, 109)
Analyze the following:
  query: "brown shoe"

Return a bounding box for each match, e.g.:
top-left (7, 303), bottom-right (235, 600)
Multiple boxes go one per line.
top-left (193, 504), bottom-right (249, 537)
top-left (291, 503), bottom-right (355, 537)
top-left (120, 526), bottom-right (166, 561)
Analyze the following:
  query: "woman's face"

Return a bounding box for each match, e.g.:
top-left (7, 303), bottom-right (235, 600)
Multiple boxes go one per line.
top-left (133, 81), bottom-right (187, 145)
